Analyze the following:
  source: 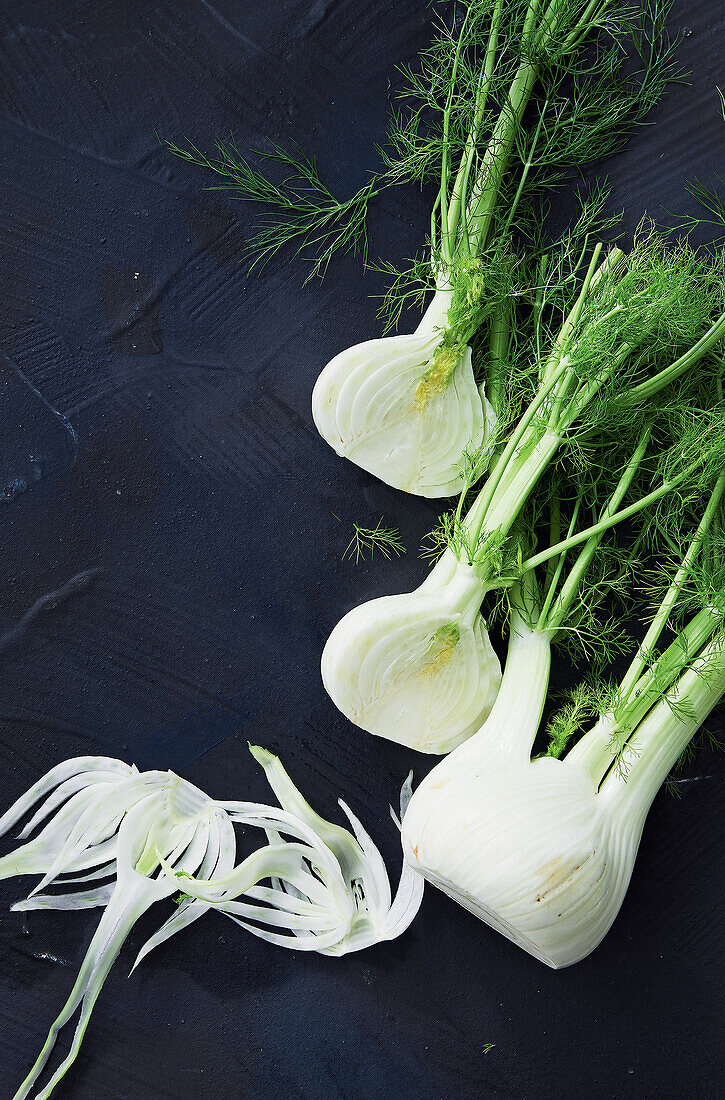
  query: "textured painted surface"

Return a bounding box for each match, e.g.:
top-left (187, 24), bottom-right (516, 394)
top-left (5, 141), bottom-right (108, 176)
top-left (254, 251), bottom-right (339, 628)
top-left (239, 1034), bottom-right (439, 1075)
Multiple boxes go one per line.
top-left (0, 1), bottom-right (723, 1097)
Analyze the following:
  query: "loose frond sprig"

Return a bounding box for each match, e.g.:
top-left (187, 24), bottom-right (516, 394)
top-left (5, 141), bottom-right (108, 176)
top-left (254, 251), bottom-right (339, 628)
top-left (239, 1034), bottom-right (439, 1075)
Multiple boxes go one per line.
top-left (167, 137), bottom-right (378, 280)
top-left (343, 520), bottom-right (406, 564)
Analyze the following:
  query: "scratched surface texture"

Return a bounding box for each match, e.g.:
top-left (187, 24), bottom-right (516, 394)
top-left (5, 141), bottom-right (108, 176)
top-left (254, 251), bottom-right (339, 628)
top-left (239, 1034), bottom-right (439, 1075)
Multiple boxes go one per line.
top-left (0, 1), bottom-right (723, 1097)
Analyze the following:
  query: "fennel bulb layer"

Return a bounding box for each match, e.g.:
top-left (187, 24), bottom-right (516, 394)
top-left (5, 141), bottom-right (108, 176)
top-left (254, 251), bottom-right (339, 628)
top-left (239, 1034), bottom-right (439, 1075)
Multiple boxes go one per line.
top-left (321, 556), bottom-right (501, 753)
top-left (179, 746), bottom-right (424, 956)
top-left (312, 289), bottom-right (495, 498)
top-left (1, 749), bottom-right (423, 1097)
top-left (1, 764), bottom-right (233, 1100)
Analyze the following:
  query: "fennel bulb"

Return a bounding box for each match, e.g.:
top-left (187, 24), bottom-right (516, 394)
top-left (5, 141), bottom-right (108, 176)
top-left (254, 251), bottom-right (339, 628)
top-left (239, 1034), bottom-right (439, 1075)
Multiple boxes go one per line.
top-left (402, 472), bottom-right (725, 968)
top-left (173, 2), bottom-right (675, 497)
top-left (312, 286), bottom-right (495, 497)
top-left (321, 553), bottom-right (501, 753)
top-left (403, 632), bottom-right (725, 968)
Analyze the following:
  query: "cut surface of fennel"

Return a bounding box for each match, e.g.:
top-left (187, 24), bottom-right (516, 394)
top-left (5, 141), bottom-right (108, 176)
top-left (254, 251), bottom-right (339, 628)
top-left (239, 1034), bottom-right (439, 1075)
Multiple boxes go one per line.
top-left (321, 554), bottom-right (501, 753)
top-left (402, 619), bottom-right (725, 968)
top-left (312, 287), bottom-right (495, 498)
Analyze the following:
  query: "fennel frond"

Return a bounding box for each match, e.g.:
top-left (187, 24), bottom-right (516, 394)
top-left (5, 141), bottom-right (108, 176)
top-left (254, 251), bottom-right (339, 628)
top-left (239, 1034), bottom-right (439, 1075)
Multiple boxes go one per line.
top-left (343, 519), bottom-right (406, 564)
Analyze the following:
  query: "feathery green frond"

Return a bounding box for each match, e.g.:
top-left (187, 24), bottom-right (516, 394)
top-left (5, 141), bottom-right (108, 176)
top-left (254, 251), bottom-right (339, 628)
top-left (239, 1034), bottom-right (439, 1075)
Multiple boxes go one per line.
top-left (545, 682), bottom-right (601, 758)
top-left (343, 520), bottom-right (406, 564)
top-left (167, 137), bottom-right (377, 280)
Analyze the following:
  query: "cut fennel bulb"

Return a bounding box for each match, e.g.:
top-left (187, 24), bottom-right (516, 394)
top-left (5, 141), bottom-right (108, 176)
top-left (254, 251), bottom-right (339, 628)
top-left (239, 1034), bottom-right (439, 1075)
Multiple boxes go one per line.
top-left (174, 745), bottom-right (424, 956)
top-left (1, 749), bottom-right (422, 1097)
top-left (321, 554), bottom-right (501, 753)
top-left (402, 620), bottom-right (725, 969)
top-left (1, 763), bottom-right (233, 1100)
top-left (312, 287), bottom-right (495, 497)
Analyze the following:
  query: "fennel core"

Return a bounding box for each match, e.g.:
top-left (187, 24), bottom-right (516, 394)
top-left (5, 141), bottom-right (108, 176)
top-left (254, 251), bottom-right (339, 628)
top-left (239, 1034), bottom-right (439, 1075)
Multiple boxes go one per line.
top-left (414, 345), bottom-right (464, 410)
top-left (422, 623), bottom-right (463, 675)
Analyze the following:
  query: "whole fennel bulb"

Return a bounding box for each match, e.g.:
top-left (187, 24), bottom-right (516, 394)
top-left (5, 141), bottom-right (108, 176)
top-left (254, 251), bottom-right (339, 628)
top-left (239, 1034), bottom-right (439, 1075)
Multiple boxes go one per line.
top-left (321, 551), bottom-right (501, 753)
top-left (312, 286), bottom-right (495, 497)
top-left (402, 617), bottom-right (725, 968)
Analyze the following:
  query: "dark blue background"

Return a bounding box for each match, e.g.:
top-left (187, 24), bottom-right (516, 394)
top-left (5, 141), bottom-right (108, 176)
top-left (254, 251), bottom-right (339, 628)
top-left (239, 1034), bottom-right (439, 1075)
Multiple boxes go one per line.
top-left (0, 2), bottom-right (723, 1097)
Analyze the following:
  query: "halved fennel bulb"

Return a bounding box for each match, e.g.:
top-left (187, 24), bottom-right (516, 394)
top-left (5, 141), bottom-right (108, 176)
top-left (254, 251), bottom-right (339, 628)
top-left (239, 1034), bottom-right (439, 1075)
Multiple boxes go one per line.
top-left (312, 287), bottom-right (495, 497)
top-left (321, 555), bottom-right (501, 753)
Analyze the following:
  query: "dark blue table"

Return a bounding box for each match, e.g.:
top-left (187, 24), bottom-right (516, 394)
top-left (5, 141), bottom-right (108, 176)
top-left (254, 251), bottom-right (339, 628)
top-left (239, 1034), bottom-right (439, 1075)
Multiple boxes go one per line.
top-left (0, 2), bottom-right (723, 1097)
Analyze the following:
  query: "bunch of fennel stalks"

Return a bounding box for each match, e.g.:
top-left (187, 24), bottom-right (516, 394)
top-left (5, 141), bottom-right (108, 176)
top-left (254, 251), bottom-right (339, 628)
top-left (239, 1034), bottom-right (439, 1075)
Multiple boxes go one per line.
top-left (169, 0), bottom-right (725, 967)
top-left (321, 225), bottom-right (725, 966)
